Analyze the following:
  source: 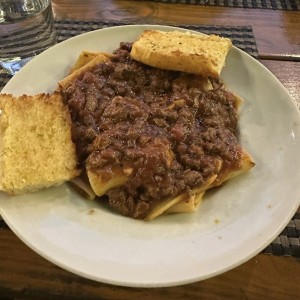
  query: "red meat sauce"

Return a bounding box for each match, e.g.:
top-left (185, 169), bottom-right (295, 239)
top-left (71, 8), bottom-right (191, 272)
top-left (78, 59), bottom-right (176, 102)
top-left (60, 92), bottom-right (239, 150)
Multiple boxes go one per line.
top-left (62, 42), bottom-right (242, 219)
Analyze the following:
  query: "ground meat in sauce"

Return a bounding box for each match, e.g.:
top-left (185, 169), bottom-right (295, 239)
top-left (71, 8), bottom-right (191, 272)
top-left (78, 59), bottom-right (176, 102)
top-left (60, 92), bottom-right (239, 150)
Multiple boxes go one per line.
top-left (62, 42), bottom-right (242, 219)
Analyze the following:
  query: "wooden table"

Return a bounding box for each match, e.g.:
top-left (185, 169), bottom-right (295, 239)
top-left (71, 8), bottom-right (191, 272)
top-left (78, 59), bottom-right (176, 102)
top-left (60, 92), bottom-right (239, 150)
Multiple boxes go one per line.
top-left (0, 1), bottom-right (299, 299)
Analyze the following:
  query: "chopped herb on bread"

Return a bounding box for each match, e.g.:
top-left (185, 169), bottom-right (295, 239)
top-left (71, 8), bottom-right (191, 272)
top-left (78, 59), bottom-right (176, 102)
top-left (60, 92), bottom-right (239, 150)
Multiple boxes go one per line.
top-left (130, 30), bottom-right (232, 78)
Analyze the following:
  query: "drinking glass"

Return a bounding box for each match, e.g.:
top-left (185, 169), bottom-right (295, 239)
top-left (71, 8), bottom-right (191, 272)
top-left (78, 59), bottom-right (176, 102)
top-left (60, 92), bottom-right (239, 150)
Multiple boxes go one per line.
top-left (0, 0), bottom-right (57, 74)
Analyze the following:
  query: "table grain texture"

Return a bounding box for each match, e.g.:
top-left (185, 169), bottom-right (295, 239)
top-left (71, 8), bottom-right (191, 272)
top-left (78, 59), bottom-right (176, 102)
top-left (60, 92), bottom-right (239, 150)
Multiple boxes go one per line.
top-left (1, 0), bottom-right (299, 299)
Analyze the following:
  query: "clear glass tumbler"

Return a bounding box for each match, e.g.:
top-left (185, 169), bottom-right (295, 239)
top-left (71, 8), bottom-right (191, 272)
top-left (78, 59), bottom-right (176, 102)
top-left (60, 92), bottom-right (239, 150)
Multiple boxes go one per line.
top-left (0, 0), bottom-right (57, 74)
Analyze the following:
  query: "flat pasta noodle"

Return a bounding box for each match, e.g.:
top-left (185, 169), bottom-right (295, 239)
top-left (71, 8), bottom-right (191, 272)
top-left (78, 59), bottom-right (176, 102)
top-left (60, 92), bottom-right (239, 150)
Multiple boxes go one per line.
top-left (87, 166), bottom-right (132, 197)
top-left (74, 148), bottom-right (254, 220)
top-left (212, 149), bottom-right (254, 188)
top-left (63, 47), bottom-right (255, 220)
top-left (69, 175), bottom-right (96, 200)
top-left (86, 141), bottom-right (174, 198)
top-left (145, 175), bottom-right (217, 221)
top-left (68, 50), bottom-right (101, 74)
top-left (165, 191), bottom-right (205, 214)
top-left (58, 52), bottom-right (111, 90)
top-left (144, 193), bottom-right (189, 221)
top-left (164, 150), bottom-right (254, 215)
top-left (161, 160), bottom-right (222, 215)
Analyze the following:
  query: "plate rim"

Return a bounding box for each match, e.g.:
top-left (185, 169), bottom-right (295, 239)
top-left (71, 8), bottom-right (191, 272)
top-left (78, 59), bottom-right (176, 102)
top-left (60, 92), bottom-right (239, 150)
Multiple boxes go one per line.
top-left (1, 24), bottom-right (300, 288)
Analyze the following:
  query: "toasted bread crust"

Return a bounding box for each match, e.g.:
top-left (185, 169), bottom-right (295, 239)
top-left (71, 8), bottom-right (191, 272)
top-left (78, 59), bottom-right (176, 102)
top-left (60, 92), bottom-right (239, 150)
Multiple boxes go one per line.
top-left (130, 30), bottom-right (232, 78)
top-left (0, 92), bottom-right (80, 194)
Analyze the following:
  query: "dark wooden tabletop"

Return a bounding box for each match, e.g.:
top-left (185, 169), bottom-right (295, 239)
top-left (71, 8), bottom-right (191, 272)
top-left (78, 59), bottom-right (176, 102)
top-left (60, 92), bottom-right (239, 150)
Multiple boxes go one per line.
top-left (0, 0), bottom-right (299, 299)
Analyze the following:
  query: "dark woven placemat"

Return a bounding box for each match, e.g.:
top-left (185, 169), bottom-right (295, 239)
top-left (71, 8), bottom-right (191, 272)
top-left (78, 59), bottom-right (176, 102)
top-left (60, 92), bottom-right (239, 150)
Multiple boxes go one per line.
top-left (0, 20), bottom-right (258, 88)
top-left (56, 20), bottom-right (258, 57)
top-left (0, 19), bottom-right (299, 258)
top-left (140, 0), bottom-right (300, 10)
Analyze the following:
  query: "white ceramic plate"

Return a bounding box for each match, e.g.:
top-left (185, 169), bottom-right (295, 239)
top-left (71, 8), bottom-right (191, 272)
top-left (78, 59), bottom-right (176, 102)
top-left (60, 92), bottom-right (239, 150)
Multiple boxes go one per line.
top-left (1, 25), bottom-right (300, 288)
